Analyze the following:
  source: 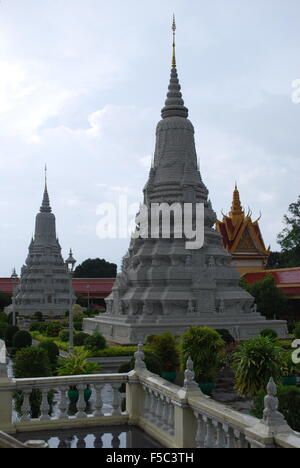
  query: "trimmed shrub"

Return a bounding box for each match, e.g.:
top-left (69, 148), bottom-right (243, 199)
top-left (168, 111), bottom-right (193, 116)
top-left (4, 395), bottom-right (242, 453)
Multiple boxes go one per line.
top-left (29, 322), bottom-right (47, 333)
top-left (74, 332), bottom-right (89, 347)
top-left (39, 340), bottom-right (60, 367)
top-left (232, 336), bottom-right (284, 397)
top-left (215, 329), bottom-right (235, 345)
top-left (13, 331), bottom-right (32, 350)
top-left (180, 326), bottom-right (225, 382)
top-left (13, 347), bottom-right (52, 378)
top-left (260, 329), bottom-right (278, 340)
top-left (59, 329), bottom-right (70, 342)
top-left (149, 332), bottom-right (179, 372)
top-left (0, 322), bottom-right (9, 339)
top-left (252, 386), bottom-right (300, 432)
top-left (85, 332), bottom-right (107, 352)
top-left (45, 322), bottom-right (63, 337)
top-left (74, 321), bottom-right (83, 331)
top-left (294, 322), bottom-right (300, 339)
top-left (34, 312), bottom-right (44, 322)
top-left (4, 325), bottom-right (19, 348)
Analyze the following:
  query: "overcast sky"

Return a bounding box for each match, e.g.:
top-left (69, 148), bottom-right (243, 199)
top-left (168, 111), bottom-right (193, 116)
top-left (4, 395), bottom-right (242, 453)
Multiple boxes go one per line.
top-left (0, 0), bottom-right (300, 276)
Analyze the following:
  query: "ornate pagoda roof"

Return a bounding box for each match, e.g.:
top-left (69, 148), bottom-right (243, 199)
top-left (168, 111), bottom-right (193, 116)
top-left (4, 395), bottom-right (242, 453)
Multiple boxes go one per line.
top-left (216, 185), bottom-right (270, 257)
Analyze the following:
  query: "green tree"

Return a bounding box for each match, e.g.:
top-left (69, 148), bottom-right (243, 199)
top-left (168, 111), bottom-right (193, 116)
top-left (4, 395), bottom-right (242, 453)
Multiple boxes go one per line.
top-left (13, 347), bottom-right (52, 378)
top-left (13, 331), bottom-right (32, 350)
top-left (240, 275), bottom-right (287, 320)
top-left (277, 196), bottom-right (300, 267)
top-left (232, 336), bottom-right (284, 398)
top-left (0, 292), bottom-right (11, 311)
top-left (73, 258), bottom-right (117, 278)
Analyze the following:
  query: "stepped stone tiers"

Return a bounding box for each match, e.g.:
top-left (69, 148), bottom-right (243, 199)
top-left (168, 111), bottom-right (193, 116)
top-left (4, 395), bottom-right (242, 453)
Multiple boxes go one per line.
top-left (84, 55), bottom-right (287, 344)
top-left (12, 182), bottom-right (76, 318)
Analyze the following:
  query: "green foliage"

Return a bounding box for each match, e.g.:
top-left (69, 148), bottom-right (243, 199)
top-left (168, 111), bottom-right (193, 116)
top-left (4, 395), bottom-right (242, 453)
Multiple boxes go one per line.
top-left (45, 322), bottom-right (63, 337)
top-left (57, 349), bottom-right (98, 376)
top-left (74, 332), bottom-right (89, 347)
top-left (29, 322), bottom-right (48, 333)
top-left (90, 346), bottom-right (138, 358)
top-left (0, 322), bottom-right (8, 339)
top-left (240, 275), bottom-right (287, 320)
top-left (180, 326), bottom-right (225, 382)
top-left (215, 329), bottom-right (235, 345)
top-left (252, 386), bottom-right (300, 432)
top-left (73, 258), bottom-right (117, 278)
top-left (232, 336), bottom-right (284, 397)
top-left (148, 332), bottom-right (179, 372)
top-left (85, 332), bottom-right (107, 352)
top-left (13, 347), bottom-right (52, 378)
top-left (260, 329), bottom-right (278, 340)
top-left (5, 325), bottom-right (19, 348)
top-left (278, 196), bottom-right (300, 251)
top-left (34, 311), bottom-right (44, 322)
top-left (0, 311), bottom-right (8, 323)
top-left (12, 331), bottom-right (32, 350)
top-left (59, 329), bottom-right (70, 342)
top-left (0, 292), bottom-right (11, 311)
top-left (280, 351), bottom-right (299, 377)
top-left (294, 322), bottom-right (300, 339)
top-left (39, 340), bottom-right (60, 367)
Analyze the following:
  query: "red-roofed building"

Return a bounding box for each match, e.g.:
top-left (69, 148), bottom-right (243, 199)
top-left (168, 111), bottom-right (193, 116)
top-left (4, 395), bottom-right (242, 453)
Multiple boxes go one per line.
top-left (216, 185), bottom-right (270, 275)
top-left (0, 277), bottom-right (115, 308)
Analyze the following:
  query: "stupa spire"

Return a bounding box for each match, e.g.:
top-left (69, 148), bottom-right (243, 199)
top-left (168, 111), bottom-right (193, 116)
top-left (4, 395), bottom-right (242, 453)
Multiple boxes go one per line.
top-left (230, 183), bottom-right (244, 217)
top-left (40, 165), bottom-right (52, 213)
top-left (161, 17), bottom-right (188, 119)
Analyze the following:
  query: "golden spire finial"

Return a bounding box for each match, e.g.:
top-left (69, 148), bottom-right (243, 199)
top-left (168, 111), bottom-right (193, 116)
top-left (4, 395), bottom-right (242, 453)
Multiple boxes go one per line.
top-left (172, 14), bottom-right (176, 69)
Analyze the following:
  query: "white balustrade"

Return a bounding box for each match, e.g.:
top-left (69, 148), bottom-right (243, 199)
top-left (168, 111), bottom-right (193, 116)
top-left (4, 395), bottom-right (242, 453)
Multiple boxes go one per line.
top-left (1, 345), bottom-right (300, 449)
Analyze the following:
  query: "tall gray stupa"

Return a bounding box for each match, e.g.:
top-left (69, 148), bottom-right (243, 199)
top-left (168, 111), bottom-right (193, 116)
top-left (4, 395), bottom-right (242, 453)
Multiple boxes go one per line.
top-left (12, 172), bottom-right (76, 318)
top-left (84, 19), bottom-right (287, 343)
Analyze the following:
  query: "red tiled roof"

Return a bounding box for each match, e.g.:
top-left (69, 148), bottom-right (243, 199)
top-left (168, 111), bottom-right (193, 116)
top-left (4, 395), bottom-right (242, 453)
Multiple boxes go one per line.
top-left (0, 277), bottom-right (115, 297)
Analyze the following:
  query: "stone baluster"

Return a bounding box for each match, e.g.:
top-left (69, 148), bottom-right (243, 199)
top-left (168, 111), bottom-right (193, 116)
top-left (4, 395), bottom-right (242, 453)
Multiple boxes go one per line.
top-left (111, 383), bottom-right (121, 415)
top-left (239, 432), bottom-right (248, 449)
top-left (161, 395), bottom-right (168, 431)
top-left (168, 400), bottom-right (175, 436)
top-left (76, 384), bottom-right (87, 419)
top-left (20, 389), bottom-right (31, 422)
top-left (152, 391), bottom-right (159, 425)
top-left (39, 388), bottom-right (51, 421)
top-left (215, 421), bottom-right (226, 448)
top-left (76, 434), bottom-right (86, 448)
top-left (226, 426), bottom-right (236, 448)
top-left (93, 432), bottom-right (103, 449)
top-left (194, 412), bottom-right (205, 448)
top-left (148, 389), bottom-right (155, 422)
top-left (155, 392), bottom-right (163, 425)
top-left (58, 386), bottom-right (69, 419)
top-left (203, 416), bottom-right (216, 448)
top-left (112, 432), bottom-right (121, 449)
top-left (93, 384), bottom-right (104, 417)
top-left (143, 386), bottom-right (150, 418)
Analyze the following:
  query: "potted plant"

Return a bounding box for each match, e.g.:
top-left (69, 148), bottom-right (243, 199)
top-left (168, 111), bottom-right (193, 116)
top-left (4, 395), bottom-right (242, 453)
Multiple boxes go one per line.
top-left (180, 326), bottom-right (225, 395)
top-left (280, 351), bottom-right (298, 386)
top-left (232, 336), bottom-right (284, 398)
top-left (57, 349), bottom-right (98, 403)
top-left (149, 332), bottom-right (180, 382)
